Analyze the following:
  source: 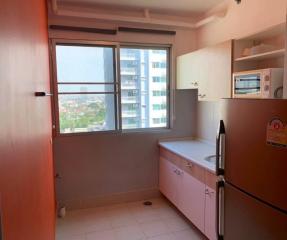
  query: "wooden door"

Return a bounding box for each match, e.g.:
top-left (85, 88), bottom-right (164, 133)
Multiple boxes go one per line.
top-left (181, 171), bottom-right (205, 232)
top-left (204, 186), bottom-right (217, 240)
top-left (0, 0), bottom-right (55, 239)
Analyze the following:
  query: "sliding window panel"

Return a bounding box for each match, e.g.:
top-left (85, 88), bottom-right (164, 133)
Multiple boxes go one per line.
top-left (54, 43), bottom-right (118, 134)
top-left (120, 47), bottom-right (170, 130)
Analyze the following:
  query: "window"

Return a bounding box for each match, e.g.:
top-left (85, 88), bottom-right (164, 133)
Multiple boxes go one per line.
top-left (153, 104), bottom-right (166, 110)
top-left (152, 62), bottom-right (166, 68)
top-left (152, 117), bottom-right (167, 124)
top-left (120, 47), bottom-right (169, 129)
top-left (53, 41), bottom-right (170, 134)
top-left (152, 76), bottom-right (166, 83)
top-left (152, 90), bottom-right (166, 97)
top-left (55, 44), bottom-right (117, 134)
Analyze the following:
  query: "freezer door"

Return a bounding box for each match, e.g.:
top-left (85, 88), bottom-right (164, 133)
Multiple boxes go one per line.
top-left (221, 99), bottom-right (287, 212)
top-left (224, 182), bottom-right (287, 240)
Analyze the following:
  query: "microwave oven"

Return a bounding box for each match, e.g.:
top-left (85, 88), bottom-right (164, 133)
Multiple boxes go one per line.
top-left (233, 68), bottom-right (284, 99)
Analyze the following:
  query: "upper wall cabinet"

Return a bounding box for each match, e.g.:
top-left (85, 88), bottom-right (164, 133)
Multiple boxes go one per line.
top-left (176, 50), bottom-right (201, 90)
top-left (176, 40), bottom-right (233, 101)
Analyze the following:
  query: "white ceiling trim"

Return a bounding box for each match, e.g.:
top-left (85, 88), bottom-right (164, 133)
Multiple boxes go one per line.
top-left (51, 0), bottom-right (225, 29)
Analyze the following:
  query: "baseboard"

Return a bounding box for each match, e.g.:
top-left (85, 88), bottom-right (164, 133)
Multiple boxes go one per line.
top-left (62, 188), bottom-right (161, 210)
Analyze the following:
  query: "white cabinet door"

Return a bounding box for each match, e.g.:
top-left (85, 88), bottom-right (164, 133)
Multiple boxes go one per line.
top-left (181, 170), bottom-right (206, 233)
top-left (176, 40), bottom-right (232, 101)
top-left (205, 40), bottom-right (232, 101)
top-left (176, 52), bottom-right (200, 90)
top-left (159, 155), bottom-right (217, 239)
top-left (159, 157), bottom-right (182, 206)
top-left (204, 186), bottom-right (217, 240)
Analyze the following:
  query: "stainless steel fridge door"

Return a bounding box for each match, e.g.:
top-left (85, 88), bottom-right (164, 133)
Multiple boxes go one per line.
top-left (221, 99), bottom-right (287, 212)
top-left (223, 182), bottom-right (287, 240)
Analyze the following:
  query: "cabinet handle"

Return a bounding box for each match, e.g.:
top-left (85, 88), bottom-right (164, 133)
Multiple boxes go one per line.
top-left (173, 169), bottom-right (184, 176)
top-left (205, 189), bottom-right (215, 195)
top-left (198, 94), bottom-right (206, 98)
top-left (186, 162), bottom-right (193, 168)
top-left (173, 169), bottom-right (179, 175)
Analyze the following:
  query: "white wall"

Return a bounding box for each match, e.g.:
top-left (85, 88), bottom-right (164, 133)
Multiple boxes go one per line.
top-left (197, 0), bottom-right (287, 48)
top-left (49, 15), bottom-right (199, 209)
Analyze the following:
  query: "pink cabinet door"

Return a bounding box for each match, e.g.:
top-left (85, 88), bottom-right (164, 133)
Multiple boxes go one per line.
top-left (181, 171), bottom-right (205, 233)
top-left (204, 186), bottom-right (217, 240)
top-left (159, 157), bottom-right (181, 206)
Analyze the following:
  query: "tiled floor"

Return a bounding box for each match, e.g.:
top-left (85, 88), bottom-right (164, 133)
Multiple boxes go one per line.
top-left (56, 197), bottom-right (206, 240)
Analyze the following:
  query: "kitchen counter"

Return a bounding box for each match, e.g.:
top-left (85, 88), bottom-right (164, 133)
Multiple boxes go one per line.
top-left (159, 139), bottom-right (216, 173)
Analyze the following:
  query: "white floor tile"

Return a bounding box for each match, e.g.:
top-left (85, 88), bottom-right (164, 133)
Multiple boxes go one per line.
top-left (140, 220), bottom-right (171, 238)
top-left (114, 225), bottom-right (146, 240)
top-left (132, 207), bottom-right (162, 224)
top-left (86, 229), bottom-right (116, 240)
top-left (147, 233), bottom-right (175, 240)
top-left (171, 229), bottom-right (204, 240)
top-left (56, 197), bottom-right (205, 240)
top-left (163, 217), bottom-right (191, 232)
top-left (109, 213), bottom-right (137, 228)
top-left (58, 236), bottom-right (86, 240)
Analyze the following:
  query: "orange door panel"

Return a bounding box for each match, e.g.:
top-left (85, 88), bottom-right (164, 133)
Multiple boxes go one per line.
top-left (0, 0), bottom-right (55, 239)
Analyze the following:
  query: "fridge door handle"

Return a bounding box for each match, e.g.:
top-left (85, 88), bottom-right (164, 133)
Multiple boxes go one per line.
top-left (216, 120), bottom-right (225, 176)
top-left (216, 180), bottom-right (225, 240)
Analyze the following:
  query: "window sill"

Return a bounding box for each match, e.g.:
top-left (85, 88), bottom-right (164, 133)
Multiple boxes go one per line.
top-left (121, 128), bottom-right (172, 135)
top-left (55, 128), bottom-right (172, 138)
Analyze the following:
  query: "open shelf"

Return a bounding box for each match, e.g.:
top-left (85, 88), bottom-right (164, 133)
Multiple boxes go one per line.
top-left (235, 49), bottom-right (285, 62)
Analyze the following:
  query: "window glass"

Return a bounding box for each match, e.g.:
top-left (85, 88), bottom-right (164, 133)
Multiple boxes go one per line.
top-left (58, 94), bottom-right (115, 133)
top-left (55, 44), bottom-right (116, 133)
top-left (120, 47), bottom-right (169, 129)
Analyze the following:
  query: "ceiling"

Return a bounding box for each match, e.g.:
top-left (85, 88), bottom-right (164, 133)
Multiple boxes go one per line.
top-left (58, 0), bottom-right (224, 14)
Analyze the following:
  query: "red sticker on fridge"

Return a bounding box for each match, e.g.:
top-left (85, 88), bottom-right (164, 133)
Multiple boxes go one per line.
top-left (266, 118), bottom-right (287, 148)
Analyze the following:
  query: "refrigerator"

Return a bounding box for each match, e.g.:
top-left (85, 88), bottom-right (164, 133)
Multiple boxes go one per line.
top-left (216, 99), bottom-right (287, 240)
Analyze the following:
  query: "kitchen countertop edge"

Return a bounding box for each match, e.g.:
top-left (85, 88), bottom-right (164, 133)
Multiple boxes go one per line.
top-left (158, 139), bottom-right (216, 174)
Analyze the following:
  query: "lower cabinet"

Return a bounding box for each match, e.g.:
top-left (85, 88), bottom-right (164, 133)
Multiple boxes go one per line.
top-left (159, 153), bottom-right (217, 240)
top-left (159, 157), bottom-right (183, 207)
top-left (204, 186), bottom-right (217, 240)
top-left (181, 170), bottom-right (205, 232)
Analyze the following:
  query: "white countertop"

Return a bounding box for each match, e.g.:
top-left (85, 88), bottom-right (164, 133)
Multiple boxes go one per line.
top-left (159, 139), bottom-right (216, 173)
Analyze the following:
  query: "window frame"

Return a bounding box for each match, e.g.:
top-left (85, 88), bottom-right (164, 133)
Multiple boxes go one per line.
top-left (50, 39), bottom-right (172, 136)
